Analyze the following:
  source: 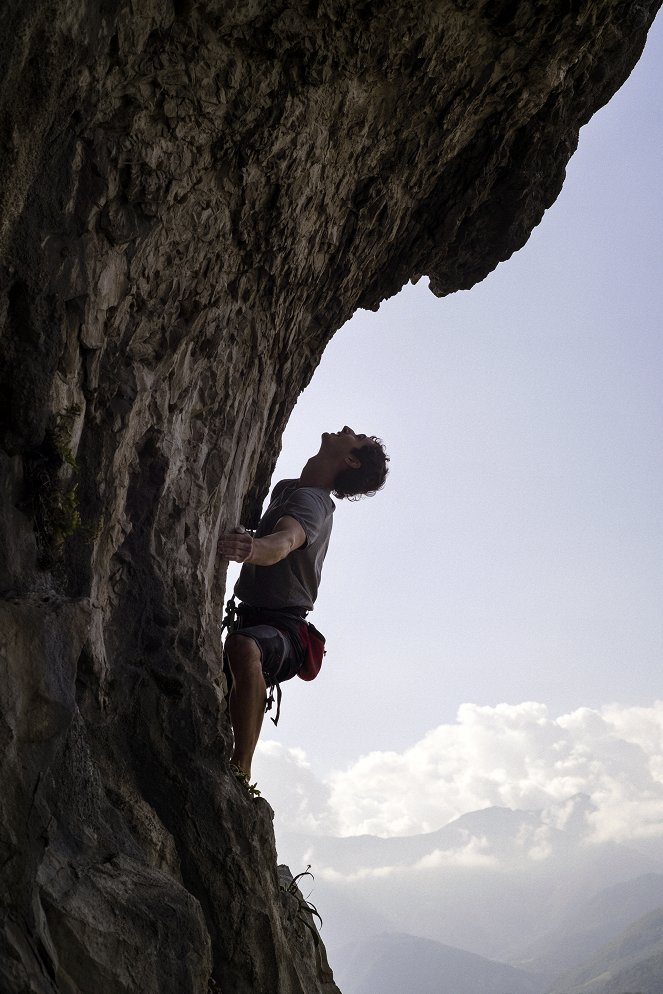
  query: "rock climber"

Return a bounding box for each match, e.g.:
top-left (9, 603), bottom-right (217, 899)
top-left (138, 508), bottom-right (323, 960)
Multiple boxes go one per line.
top-left (219, 426), bottom-right (389, 794)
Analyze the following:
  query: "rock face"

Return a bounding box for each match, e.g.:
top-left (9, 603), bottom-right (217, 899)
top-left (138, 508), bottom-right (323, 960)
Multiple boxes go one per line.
top-left (0, 2), bottom-right (660, 991)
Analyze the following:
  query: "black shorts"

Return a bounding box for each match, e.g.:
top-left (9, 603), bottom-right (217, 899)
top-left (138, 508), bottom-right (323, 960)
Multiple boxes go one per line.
top-left (229, 623), bottom-right (304, 684)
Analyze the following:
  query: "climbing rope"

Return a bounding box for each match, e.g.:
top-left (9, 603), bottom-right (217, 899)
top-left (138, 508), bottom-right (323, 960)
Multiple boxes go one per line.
top-left (221, 594), bottom-right (282, 725)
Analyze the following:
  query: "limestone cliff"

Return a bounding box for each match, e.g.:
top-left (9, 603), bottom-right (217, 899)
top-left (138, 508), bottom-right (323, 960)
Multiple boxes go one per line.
top-left (0, 2), bottom-right (660, 992)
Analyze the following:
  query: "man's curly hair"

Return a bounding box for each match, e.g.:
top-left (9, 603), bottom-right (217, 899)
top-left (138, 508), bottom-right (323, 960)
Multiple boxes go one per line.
top-left (332, 437), bottom-right (389, 500)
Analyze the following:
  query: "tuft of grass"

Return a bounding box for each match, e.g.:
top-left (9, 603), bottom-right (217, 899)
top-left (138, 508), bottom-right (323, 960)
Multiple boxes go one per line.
top-left (50, 406), bottom-right (81, 469)
top-left (281, 865), bottom-right (323, 946)
top-left (43, 484), bottom-right (82, 545)
top-left (26, 405), bottom-right (99, 556)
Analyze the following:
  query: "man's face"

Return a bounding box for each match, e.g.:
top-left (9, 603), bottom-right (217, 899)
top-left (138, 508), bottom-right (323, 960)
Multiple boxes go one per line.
top-left (321, 425), bottom-right (370, 455)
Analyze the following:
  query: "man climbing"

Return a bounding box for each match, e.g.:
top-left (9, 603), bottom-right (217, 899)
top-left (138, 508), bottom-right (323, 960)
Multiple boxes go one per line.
top-left (219, 426), bottom-right (389, 794)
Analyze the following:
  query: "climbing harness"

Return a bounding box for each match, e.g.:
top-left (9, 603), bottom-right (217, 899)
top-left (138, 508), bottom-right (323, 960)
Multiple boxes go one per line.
top-left (221, 594), bottom-right (284, 725)
top-left (221, 593), bottom-right (326, 725)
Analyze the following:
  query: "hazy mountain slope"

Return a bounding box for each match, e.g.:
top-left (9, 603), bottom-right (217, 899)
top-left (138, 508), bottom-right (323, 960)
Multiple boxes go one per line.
top-left (548, 907), bottom-right (663, 994)
top-left (304, 877), bottom-right (398, 952)
top-left (335, 932), bottom-right (542, 994)
top-left (512, 873), bottom-right (663, 977)
top-left (592, 950), bottom-right (663, 994)
top-left (283, 806), bottom-right (564, 873)
top-left (280, 805), bottom-right (663, 962)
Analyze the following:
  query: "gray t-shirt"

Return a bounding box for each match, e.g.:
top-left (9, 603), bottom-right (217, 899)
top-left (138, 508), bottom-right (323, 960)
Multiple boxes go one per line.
top-left (234, 479), bottom-right (335, 612)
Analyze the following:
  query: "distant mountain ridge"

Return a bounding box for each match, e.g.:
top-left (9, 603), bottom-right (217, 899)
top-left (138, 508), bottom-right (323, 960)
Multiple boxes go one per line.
top-left (283, 803), bottom-right (576, 874)
top-left (335, 932), bottom-right (542, 994)
top-left (514, 872), bottom-right (663, 978)
top-left (276, 800), bottom-right (663, 991)
top-left (279, 799), bottom-right (663, 963)
top-left (332, 910), bottom-right (663, 994)
top-left (547, 906), bottom-right (663, 994)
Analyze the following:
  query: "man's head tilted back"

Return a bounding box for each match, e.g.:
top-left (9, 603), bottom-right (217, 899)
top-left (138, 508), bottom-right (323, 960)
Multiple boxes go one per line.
top-left (321, 426), bottom-right (389, 500)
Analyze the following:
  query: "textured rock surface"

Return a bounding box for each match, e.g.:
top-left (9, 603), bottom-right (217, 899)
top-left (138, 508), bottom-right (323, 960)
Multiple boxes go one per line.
top-left (0, 1), bottom-right (660, 991)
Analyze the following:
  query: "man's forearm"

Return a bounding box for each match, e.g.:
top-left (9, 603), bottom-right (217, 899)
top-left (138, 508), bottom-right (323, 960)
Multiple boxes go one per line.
top-left (246, 531), bottom-right (297, 566)
top-left (219, 515), bottom-right (306, 565)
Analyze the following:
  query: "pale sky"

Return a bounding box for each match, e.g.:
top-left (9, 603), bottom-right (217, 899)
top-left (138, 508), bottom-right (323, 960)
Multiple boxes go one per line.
top-left (230, 16), bottom-right (663, 788)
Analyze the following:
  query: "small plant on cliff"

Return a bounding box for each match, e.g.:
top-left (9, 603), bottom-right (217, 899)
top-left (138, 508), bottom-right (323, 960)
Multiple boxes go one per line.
top-left (282, 865), bottom-right (323, 944)
top-left (50, 407), bottom-right (80, 469)
top-left (42, 483), bottom-right (81, 545)
top-left (25, 405), bottom-right (90, 557)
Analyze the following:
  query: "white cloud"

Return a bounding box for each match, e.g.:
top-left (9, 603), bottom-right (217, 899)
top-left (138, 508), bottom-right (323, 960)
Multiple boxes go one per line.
top-left (318, 863), bottom-right (401, 883)
top-left (254, 741), bottom-right (337, 833)
top-left (414, 838), bottom-right (499, 870)
top-left (256, 701), bottom-right (663, 847)
top-left (315, 837), bottom-right (499, 883)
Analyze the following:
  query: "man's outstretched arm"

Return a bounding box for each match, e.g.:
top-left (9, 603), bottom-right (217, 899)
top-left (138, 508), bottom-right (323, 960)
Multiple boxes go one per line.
top-left (219, 516), bottom-right (306, 565)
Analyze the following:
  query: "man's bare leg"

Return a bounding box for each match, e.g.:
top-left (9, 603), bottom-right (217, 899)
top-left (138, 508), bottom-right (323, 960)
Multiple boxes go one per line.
top-left (225, 634), bottom-right (266, 778)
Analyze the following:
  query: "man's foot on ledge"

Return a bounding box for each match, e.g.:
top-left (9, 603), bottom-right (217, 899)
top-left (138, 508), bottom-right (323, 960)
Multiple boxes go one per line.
top-left (230, 762), bottom-right (261, 797)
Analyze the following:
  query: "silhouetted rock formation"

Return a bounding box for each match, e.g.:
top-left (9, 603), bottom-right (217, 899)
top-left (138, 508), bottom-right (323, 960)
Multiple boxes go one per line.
top-left (0, 2), bottom-right (660, 991)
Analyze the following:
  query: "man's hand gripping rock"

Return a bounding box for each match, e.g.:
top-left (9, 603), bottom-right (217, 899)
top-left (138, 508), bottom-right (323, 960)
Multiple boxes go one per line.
top-left (219, 526), bottom-right (254, 564)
